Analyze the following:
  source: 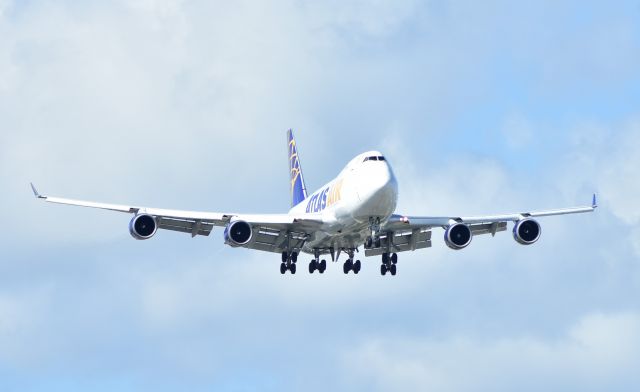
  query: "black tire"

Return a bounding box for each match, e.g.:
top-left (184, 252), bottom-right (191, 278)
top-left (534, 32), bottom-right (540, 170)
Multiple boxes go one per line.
top-left (365, 237), bottom-right (372, 248)
top-left (343, 261), bottom-right (350, 274)
top-left (354, 260), bottom-right (361, 274)
top-left (391, 253), bottom-right (398, 264)
top-left (309, 260), bottom-right (316, 274)
top-left (382, 253), bottom-right (389, 264)
top-left (380, 264), bottom-right (387, 276)
top-left (281, 252), bottom-right (288, 263)
top-left (374, 239), bottom-right (381, 248)
top-left (280, 263), bottom-right (286, 274)
top-left (291, 252), bottom-right (298, 263)
top-left (290, 263), bottom-right (297, 274)
top-left (390, 264), bottom-right (397, 276)
top-left (320, 260), bottom-right (327, 273)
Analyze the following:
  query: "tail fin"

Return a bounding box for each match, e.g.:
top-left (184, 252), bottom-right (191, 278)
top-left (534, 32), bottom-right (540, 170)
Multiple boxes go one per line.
top-left (288, 129), bottom-right (308, 207)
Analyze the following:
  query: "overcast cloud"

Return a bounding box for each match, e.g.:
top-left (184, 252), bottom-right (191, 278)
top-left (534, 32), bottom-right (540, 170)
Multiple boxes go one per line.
top-left (1, 0), bottom-right (639, 391)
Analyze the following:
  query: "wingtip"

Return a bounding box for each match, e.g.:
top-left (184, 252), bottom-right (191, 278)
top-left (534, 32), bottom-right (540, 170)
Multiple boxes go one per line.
top-left (592, 193), bottom-right (598, 208)
top-left (30, 182), bottom-right (44, 199)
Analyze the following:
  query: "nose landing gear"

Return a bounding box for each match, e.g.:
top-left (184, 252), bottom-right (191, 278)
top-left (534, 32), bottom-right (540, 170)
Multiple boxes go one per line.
top-left (365, 217), bottom-right (382, 249)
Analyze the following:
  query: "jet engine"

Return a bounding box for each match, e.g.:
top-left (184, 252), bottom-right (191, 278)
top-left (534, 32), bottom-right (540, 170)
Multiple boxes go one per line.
top-left (513, 218), bottom-right (541, 245)
top-left (444, 223), bottom-right (472, 250)
top-left (224, 220), bottom-right (253, 247)
top-left (129, 214), bottom-right (157, 240)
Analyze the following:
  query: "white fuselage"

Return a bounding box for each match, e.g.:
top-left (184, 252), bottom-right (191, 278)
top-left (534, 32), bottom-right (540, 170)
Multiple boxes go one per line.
top-left (289, 151), bottom-right (398, 252)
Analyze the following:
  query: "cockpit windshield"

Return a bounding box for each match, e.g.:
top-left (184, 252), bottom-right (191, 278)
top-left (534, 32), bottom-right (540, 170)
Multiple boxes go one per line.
top-left (363, 156), bottom-right (386, 162)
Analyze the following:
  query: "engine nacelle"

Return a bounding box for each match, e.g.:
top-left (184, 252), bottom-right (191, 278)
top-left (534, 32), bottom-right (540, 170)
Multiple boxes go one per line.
top-left (513, 218), bottom-right (541, 245)
top-left (224, 220), bottom-right (253, 247)
top-left (444, 223), bottom-right (472, 250)
top-left (129, 214), bottom-right (157, 240)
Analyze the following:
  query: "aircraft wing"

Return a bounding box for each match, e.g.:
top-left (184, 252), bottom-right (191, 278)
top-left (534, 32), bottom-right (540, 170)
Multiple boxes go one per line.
top-left (382, 194), bottom-right (597, 233)
top-left (30, 183), bottom-right (323, 251)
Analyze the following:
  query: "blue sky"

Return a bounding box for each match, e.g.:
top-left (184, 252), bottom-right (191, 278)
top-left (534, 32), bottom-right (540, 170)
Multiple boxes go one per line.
top-left (1, 0), bottom-right (639, 391)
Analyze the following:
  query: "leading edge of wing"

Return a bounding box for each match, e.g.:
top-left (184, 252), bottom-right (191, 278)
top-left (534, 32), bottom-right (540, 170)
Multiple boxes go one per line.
top-left (389, 194), bottom-right (597, 228)
top-left (30, 183), bottom-right (323, 227)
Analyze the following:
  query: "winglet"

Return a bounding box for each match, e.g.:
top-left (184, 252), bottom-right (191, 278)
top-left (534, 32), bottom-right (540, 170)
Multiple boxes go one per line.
top-left (30, 183), bottom-right (45, 199)
top-left (592, 193), bottom-right (598, 208)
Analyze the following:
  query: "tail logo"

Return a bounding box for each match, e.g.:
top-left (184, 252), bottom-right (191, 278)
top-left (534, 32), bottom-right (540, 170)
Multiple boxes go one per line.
top-left (289, 138), bottom-right (301, 195)
top-left (288, 130), bottom-right (308, 207)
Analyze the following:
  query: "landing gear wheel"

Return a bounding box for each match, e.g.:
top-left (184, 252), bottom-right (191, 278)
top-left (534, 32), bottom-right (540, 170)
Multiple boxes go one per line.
top-left (280, 263), bottom-right (286, 274)
top-left (391, 253), bottom-right (398, 264)
top-left (354, 260), bottom-right (361, 274)
top-left (365, 237), bottom-right (373, 249)
top-left (374, 239), bottom-right (381, 248)
top-left (343, 259), bottom-right (353, 274)
top-left (291, 252), bottom-right (298, 263)
top-left (319, 260), bottom-right (327, 273)
top-left (380, 264), bottom-right (387, 276)
top-left (390, 264), bottom-right (397, 276)
top-left (382, 253), bottom-right (389, 264)
top-left (290, 263), bottom-right (297, 274)
top-left (309, 260), bottom-right (317, 274)
top-left (281, 252), bottom-right (288, 263)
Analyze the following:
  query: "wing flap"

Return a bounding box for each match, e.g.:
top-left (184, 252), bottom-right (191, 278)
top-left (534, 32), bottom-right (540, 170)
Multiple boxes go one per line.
top-left (365, 229), bottom-right (432, 256)
top-left (246, 226), bottom-right (309, 254)
top-left (469, 221), bottom-right (508, 236)
top-left (157, 217), bottom-right (215, 237)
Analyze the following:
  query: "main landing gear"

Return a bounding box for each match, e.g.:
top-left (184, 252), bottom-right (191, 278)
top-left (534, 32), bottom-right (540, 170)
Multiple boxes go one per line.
top-left (343, 249), bottom-right (361, 274)
top-left (309, 259), bottom-right (327, 274)
top-left (280, 251), bottom-right (298, 274)
top-left (309, 249), bottom-right (327, 274)
top-left (380, 252), bottom-right (398, 276)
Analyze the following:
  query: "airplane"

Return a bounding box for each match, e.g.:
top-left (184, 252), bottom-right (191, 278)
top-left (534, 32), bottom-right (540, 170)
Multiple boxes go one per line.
top-left (31, 130), bottom-right (597, 276)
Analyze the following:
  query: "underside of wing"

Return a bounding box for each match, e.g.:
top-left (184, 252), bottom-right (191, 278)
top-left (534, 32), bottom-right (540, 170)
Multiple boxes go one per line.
top-left (31, 184), bottom-right (324, 249)
top-left (379, 195), bottom-right (595, 251)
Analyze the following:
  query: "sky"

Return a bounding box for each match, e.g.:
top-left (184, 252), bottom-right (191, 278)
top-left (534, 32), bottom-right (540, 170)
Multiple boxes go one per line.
top-left (1, 0), bottom-right (639, 390)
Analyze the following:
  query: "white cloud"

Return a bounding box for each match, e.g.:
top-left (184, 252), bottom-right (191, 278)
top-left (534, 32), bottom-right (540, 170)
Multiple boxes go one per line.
top-left (342, 312), bottom-right (640, 391)
top-left (302, 0), bottom-right (421, 39)
top-left (596, 120), bottom-right (640, 225)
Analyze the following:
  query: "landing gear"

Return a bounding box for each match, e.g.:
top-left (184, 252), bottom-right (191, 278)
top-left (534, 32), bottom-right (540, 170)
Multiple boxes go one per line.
top-left (365, 217), bottom-right (382, 249)
top-left (280, 250), bottom-right (298, 274)
top-left (342, 258), bottom-right (361, 274)
top-left (343, 259), bottom-right (351, 274)
top-left (280, 262), bottom-right (297, 274)
top-left (380, 252), bottom-right (398, 276)
top-left (282, 251), bottom-right (298, 263)
top-left (309, 259), bottom-right (327, 274)
top-left (342, 248), bottom-right (361, 274)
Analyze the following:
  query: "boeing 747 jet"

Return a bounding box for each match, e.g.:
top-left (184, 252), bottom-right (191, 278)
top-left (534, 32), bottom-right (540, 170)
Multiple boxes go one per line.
top-left (31, 130), bottom-right (596, 276)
